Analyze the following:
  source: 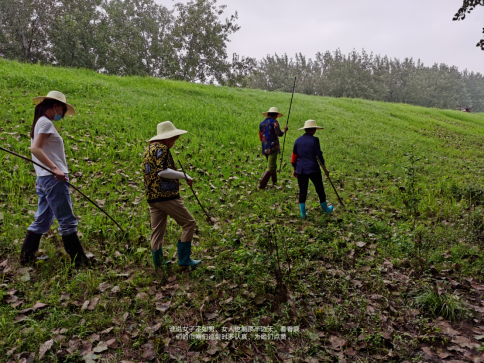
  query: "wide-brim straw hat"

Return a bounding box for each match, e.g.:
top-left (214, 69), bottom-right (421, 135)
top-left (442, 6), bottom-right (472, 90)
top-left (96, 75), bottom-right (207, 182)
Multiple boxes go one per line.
top-left (150, 121), bottom-right (187, 141)
top-left (262, 107), bottom-right (283, 118)
top-left (33, 91), bottom-right (75, 116)
top-left (298, 119), bottom-right (324, 130)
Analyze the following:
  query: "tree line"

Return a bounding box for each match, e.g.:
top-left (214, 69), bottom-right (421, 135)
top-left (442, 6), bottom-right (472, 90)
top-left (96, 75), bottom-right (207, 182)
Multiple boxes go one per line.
top-left (248, 50), bottom-right (484, 112)
top-left (0, 0), bottom-right (255, 86)
top-left (1, 1), bottom-right (484, 112)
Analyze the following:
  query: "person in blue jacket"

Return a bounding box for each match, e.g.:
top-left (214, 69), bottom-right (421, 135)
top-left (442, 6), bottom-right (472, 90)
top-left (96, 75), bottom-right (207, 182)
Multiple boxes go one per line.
top-left (291, 119), bottom-right (333, 218)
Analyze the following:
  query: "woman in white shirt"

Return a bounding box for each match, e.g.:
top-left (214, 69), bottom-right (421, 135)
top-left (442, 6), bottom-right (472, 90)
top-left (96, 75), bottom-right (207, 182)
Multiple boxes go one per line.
top-left (20, 91), bottom-right (89, 267)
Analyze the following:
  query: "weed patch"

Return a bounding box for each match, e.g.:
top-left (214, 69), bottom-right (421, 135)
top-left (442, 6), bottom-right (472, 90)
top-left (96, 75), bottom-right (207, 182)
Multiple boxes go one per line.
top-left (414, 286), bottom-right (468, 321)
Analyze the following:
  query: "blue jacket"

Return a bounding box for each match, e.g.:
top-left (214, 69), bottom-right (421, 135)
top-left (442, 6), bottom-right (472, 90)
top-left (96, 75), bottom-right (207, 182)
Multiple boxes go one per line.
top-left (291, 133), bottom-right (325, 175)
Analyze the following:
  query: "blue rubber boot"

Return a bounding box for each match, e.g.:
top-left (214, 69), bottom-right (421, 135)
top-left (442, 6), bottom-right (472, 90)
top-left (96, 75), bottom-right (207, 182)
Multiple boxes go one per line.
top-left (299, 203), bottom-right (307, 218)
top-left (151, 248), bottom-right (170, 269)
top-left (320, 201), bottom-right (334, 215)
top-left (177, 241), bottom-right (202, 267)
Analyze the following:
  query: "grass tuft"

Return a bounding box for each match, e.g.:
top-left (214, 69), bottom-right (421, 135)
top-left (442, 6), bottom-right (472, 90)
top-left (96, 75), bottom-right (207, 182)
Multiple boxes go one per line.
top-left (414, 286), bottom-right (468, 321)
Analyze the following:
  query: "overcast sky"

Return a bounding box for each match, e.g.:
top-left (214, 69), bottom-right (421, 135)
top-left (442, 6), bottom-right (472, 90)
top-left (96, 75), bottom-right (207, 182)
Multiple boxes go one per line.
top-left (157, 0), bottom-right (484, 74)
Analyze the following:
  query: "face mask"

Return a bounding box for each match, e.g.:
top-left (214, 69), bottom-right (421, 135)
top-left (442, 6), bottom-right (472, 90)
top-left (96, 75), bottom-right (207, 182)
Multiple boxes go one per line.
top-left (53, 108), bottom-right (63, 121)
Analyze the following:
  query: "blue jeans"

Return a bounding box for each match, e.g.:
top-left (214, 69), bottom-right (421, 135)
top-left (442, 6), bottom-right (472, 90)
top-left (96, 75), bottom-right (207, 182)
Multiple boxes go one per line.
top-left (28, 175), bottom-right (78, 236)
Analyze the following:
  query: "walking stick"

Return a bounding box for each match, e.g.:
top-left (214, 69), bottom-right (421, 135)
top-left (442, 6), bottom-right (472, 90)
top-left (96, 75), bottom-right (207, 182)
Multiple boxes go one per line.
top-left (278, 76), bottom-right (297, 172)
top-left (316, 156), bottom-right (345, 208)
top-left (177, 160), bottom-right (215, 225)
top-left (0, 146), bottom-right (125, 233)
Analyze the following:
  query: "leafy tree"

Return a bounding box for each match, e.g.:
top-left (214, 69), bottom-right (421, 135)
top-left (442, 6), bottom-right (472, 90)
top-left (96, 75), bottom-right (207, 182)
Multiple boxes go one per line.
top-left (250, 53), bottom-right (299, 92)
top-left (169, 0), bottom-right (241, 84)
top-left (405, 63), bottom-right (468, 109)
top-left (100, 0), bottom-right (173, 76)
top-left (294, 53), bottom-right (316, 95)
top-left (49, 0), bottom-right (106, 70)
top-left (384, 58), bottom-right (415, 103)
top-left (219, 53), bottom-right (257, 87)
top-left (453, 0), bottom-right (484, 50)
top-left (312, 49), bottom-right (386, 100)
top-left (463, 70), bottom-right (484, 110)
top-left (0, 0), bottom-right (57, 62)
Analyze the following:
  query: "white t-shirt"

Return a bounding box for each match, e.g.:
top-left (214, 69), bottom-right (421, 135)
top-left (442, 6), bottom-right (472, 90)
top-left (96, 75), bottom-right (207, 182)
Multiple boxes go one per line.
top-left (31, 116), bottom-right (69, 177)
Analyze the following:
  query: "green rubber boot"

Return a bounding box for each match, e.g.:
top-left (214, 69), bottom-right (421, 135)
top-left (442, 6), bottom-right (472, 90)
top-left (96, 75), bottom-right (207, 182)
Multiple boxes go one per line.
top-left (151, 248), bottom-right (170, 269)
top-left (320, 201), bottom-right (334, 215)
top-left (299, 203), bottom-right (307, 218)
top-left (177, 241), bottom-right (202, 268)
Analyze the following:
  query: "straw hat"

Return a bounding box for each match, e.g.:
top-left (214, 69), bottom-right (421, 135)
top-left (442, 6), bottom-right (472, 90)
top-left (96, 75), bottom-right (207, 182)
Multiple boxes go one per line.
top-left (297, 119), bottom-right (324, 130)
top-left (262, 107), bottom-right (283, 118)
top-left (150, 121), bottom-right (187, 141)
top-left (33, 91), bottom-right (75, 116)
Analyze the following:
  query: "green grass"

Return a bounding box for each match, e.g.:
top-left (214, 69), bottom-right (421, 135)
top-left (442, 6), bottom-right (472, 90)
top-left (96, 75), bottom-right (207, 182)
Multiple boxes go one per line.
top-left (414, 286), bottom-right (467, 321)
top-left (1, 58), bottom-right (484, 361)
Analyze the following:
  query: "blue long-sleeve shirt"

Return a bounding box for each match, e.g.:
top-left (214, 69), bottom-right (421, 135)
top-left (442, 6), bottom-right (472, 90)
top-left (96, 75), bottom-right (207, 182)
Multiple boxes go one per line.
top-left (291, 133), bottom-right (325, 175)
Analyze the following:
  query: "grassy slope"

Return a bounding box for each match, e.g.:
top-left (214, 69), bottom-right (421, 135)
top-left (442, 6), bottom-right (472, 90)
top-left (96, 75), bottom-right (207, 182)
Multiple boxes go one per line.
top-left (1, 58), bottom-right (484, 362)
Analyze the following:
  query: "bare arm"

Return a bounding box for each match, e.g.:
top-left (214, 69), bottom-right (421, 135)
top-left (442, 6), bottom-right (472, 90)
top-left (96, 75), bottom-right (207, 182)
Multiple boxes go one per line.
top-left (31, 133), bottom-right (66, 181)
top-left (274, 121), bottom-right (288, 137)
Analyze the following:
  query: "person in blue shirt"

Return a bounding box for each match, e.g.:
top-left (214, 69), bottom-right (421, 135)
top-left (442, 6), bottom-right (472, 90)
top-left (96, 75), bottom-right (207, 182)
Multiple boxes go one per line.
top-left (258, 107), bottom-right (288, 189)
top-left (291, 119), bottom-right (333, 218)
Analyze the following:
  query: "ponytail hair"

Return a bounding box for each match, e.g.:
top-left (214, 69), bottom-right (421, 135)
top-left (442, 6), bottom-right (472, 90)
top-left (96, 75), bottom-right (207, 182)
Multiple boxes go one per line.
top-left (30, 99), bottom-right (67, 139)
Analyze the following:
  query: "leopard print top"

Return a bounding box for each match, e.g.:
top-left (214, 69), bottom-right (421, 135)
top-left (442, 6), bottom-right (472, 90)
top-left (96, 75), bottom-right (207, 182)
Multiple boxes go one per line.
top-left (143, 143), bottom-right (180, 202)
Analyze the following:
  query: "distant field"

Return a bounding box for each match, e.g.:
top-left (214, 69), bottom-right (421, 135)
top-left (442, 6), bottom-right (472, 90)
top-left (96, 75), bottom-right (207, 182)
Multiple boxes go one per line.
top-left (1, 59), bottom-right (484, 361)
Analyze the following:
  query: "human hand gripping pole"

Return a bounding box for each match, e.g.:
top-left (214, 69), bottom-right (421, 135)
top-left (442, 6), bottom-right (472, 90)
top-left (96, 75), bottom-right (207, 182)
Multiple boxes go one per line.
top-left (316, 156), bottom-right (345, 208)
top-left (0, 146), bottom-right (125, 233)
top-left (278, 76), bottom-right (297, 173)
top-left (177, 160), bottom-right (216, 225)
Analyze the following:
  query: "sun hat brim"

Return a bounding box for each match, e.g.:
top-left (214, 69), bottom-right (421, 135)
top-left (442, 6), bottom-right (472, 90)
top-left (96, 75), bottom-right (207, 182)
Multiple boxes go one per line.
top-left (297, 126), bottom-right (324, 130)
top-left (33, 96), bottom-right (75, 116)
top-left (262, 112), bottom-right (283, 118)
top-left (149, 129), bottom-right (187, 142)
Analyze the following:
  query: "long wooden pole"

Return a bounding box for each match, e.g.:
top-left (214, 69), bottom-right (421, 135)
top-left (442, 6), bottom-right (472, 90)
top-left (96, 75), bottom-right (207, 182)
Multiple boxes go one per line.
top-left (278, 76), bottom-right (297, 172)
top-left (0, 146), bottom-right (125, 232)
top-left (316, 156), bottom-right (345, 208)
top-left (177, 160), bottom-right (214, 224)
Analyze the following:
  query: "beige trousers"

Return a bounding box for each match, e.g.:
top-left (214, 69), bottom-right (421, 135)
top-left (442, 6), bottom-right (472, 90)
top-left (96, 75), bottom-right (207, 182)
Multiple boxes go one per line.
top-left (149, 198), bottom-right (196, 251)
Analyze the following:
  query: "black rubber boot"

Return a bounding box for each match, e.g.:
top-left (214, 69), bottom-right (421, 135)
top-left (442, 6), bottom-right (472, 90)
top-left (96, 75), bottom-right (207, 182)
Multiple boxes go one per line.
top-left (258, 171), bottom-right (271, 190)
top-left (20, 231), bottom-right (42, 265)
top-left (61, 233), bottom-right (90, 267)
top-left (271, 170), bottom-right (278, 185)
